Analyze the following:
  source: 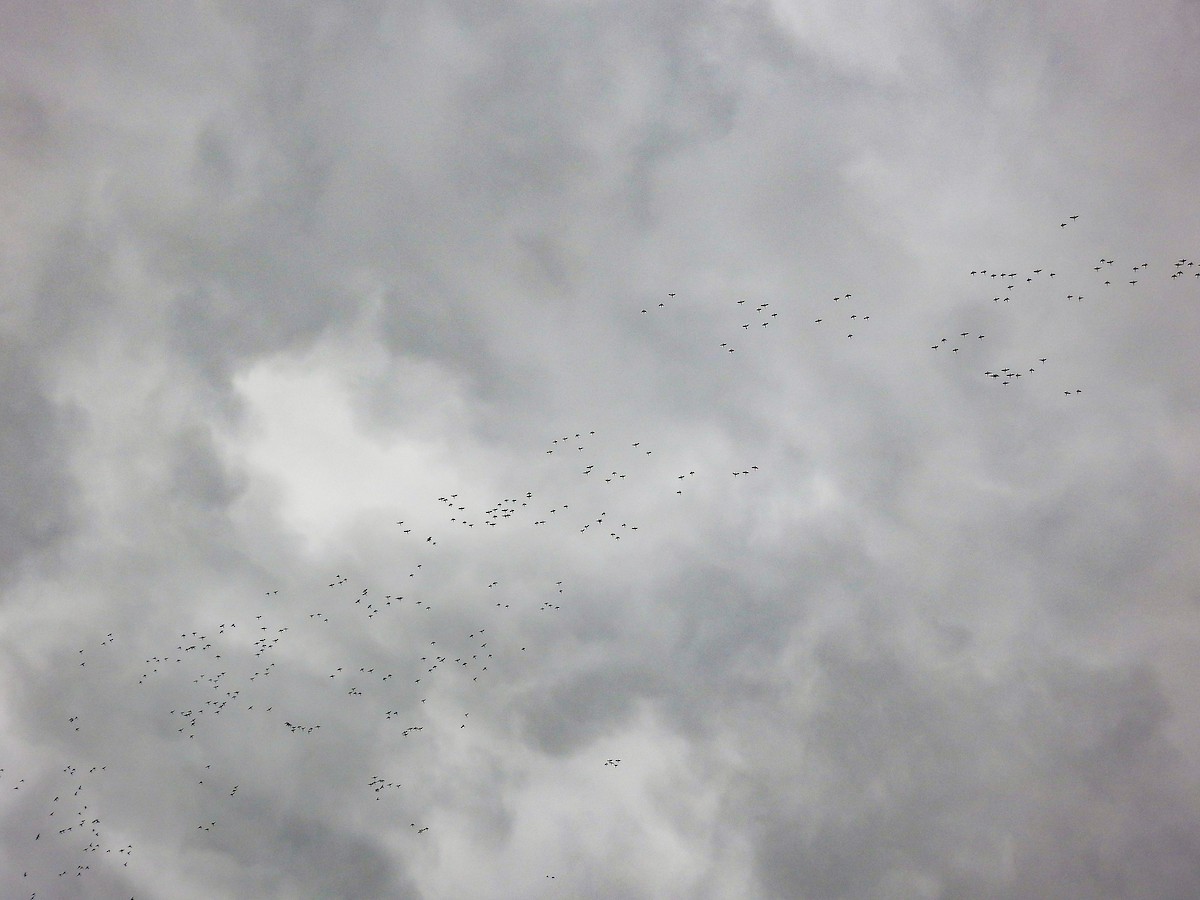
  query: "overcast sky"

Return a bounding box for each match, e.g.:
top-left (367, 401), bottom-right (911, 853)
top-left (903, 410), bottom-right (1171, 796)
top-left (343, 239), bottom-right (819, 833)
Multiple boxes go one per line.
top-left (2, 2), bottom-right (1200, 898)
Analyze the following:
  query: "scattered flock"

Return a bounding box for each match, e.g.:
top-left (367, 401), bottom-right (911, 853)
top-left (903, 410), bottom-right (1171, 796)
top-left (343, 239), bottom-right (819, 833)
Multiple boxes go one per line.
top-left (7, 217), bottom-right (1193, 897)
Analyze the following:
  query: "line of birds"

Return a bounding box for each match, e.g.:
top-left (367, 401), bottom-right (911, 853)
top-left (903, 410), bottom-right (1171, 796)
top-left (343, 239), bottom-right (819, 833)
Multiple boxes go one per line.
top-left (638, 220), bottom-right (1195, 406)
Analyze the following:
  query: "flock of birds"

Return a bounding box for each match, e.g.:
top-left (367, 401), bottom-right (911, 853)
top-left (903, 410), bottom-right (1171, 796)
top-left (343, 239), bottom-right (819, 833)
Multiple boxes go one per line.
top-left (6, 216), bottom-right (1193, 898)
top-left (9, 421), bottom-right (761, 895)
top-left (640, 217), bottom-right (1195, 401)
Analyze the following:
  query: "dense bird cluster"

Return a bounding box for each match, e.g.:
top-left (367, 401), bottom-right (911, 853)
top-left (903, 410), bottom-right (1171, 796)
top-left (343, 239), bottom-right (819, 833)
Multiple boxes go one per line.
top-left (9, 422), bottom-right (730, 894)
top-left (7, 215), bottom-right (1192, 898)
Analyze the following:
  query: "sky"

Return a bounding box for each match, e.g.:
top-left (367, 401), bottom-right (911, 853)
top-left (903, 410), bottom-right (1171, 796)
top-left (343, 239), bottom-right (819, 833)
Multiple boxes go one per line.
top-left (2, 1), bottom-right (1199, 898)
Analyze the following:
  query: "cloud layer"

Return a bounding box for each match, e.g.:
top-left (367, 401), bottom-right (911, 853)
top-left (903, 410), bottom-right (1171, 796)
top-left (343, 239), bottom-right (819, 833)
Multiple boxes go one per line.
top-left (2, 2), bottom-right (1199, 898)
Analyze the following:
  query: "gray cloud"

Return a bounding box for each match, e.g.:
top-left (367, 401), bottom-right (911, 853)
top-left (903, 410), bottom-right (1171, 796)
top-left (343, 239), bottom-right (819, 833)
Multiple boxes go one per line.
top-left (0, 339), bottom-right (80, 588)
top-left (2, 1), bottom-right (1199, 898)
